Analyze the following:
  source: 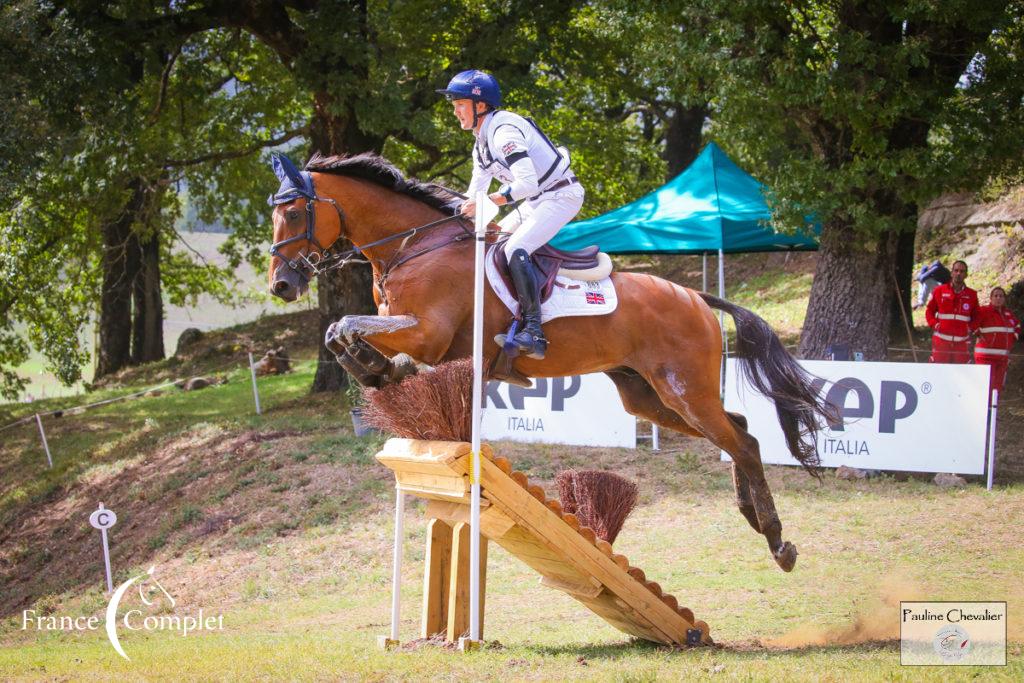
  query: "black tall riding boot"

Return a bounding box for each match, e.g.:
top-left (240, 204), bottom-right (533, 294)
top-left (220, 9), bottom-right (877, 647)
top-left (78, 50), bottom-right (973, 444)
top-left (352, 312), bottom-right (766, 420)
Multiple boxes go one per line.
top-left (495, 248), bottom-right (548, 359)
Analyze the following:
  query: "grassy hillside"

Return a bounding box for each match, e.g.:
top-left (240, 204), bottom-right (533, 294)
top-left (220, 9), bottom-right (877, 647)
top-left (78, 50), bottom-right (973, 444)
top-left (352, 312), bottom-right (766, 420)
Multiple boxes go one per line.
top-left (1, 256), bottom-right (1023, 679)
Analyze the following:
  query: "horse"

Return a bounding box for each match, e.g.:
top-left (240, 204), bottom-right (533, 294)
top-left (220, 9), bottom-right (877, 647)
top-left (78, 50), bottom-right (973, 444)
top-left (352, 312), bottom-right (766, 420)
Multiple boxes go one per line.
top-left (265, 152), bottom-right (834, 572)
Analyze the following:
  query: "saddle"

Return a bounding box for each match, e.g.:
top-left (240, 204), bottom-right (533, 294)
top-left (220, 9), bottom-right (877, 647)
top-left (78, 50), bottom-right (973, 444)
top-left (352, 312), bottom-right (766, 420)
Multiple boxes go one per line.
top-left (490, 238), bottom-right (612, 303)
top-left (488, 238), bottom-right (614, 387)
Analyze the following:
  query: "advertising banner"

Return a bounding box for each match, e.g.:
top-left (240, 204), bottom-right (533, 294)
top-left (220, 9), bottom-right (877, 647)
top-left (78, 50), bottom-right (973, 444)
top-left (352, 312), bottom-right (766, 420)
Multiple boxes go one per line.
top-left (481, 374), bottom-right (636, 448)
top-left (723, 359), bottom-right (989, 474)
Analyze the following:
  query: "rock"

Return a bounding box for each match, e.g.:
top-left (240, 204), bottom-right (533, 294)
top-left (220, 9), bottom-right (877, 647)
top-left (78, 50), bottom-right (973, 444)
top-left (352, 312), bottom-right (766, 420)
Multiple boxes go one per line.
top-left (145, 389), bottom-right (163, 397)
top-left (836, 465), bottom-right (868, 480)
top-left (183, 376), bottom-right (212, 391)
top-left (175, 328), bottom-right (204, 355)
top-left (934, 472), bottom-right (967, 488)
top-left (253, 346), bottom-right (292, 376)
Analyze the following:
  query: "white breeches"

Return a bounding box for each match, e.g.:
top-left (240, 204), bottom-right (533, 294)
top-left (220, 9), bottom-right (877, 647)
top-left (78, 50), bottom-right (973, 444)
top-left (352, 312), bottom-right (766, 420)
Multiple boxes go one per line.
top-left (498, 184), bottom-right (585, 258)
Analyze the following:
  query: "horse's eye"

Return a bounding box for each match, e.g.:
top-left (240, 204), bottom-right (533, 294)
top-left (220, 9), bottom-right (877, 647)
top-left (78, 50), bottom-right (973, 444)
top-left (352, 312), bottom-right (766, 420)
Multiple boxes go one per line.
top-left (286, 209), bottom-right (300, 221)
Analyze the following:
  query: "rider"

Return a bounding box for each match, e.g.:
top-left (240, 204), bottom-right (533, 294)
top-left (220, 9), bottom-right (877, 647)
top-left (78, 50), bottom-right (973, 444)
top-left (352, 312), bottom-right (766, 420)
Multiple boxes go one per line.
top-left (438, 69), bottom-right (585, 359)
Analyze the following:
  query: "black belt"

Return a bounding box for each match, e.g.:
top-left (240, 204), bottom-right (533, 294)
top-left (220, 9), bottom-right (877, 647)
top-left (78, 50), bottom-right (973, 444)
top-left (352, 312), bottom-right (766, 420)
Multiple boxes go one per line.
top-left (529, 175), bottom-right (578, 200)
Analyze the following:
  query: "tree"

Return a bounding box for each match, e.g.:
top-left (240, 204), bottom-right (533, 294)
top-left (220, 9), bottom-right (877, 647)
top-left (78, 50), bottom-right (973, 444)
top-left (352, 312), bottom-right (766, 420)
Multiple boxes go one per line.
top-left (690, 0), bottom-right (1024, 359)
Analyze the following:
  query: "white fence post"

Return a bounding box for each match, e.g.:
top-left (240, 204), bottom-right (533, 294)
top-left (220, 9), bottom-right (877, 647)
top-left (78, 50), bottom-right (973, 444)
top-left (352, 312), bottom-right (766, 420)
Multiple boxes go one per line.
top-left (35, 413), bottom-right (53, 468)
top-left (986, 389), bottom-right (999, 491)
top-left (248, 352), bottom-right (262, 415)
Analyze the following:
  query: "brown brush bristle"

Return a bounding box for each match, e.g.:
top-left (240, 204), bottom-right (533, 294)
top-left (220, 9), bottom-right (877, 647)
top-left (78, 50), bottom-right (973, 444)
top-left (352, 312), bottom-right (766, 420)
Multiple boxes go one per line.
top-left (554, 469), bottom-right (639, 544)
top-left (360, 359), bottom-right (473, 441)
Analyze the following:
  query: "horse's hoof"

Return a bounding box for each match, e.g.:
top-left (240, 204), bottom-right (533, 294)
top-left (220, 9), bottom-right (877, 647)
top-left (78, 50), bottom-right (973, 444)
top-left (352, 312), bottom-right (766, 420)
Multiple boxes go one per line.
top-left (773, 541), bottom-right (798, 572)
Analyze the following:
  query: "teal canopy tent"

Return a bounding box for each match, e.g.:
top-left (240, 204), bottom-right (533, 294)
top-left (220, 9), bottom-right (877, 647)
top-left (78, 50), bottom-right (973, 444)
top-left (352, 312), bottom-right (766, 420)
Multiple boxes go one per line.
top-left (551, 141), bottom-right (819, 258)
top-left (551, 142), bottom-right (819, 398)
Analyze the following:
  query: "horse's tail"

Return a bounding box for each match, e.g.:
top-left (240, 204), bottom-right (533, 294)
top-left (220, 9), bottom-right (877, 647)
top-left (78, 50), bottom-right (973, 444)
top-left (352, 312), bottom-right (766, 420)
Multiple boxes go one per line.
top-left (699, 292), bottom-right (835, 478)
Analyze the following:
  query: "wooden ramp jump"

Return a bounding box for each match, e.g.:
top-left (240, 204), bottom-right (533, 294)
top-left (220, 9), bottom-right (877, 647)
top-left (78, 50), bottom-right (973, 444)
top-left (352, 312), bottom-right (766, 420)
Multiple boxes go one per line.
top-left (376, 438), bottom-right (712, 647)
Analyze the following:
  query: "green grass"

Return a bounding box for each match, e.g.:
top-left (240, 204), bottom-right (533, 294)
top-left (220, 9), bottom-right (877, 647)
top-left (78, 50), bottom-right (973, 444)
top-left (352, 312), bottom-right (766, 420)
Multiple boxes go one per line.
top-left (1, 471), bottom-right (1022, 680)
top-left (2, 267), bottom-right (1022, 680)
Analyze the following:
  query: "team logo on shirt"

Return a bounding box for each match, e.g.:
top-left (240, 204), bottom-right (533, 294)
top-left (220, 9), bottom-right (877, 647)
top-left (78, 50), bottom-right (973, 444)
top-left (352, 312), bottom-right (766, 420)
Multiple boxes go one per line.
top-left (963, 303), bottom-right (970, 310)
top-left (501, 142), bottom-right (520, 157)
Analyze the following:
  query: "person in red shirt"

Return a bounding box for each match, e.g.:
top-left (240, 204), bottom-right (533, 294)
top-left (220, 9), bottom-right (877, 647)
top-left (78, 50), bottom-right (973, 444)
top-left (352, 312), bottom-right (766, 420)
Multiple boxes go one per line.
top-left (925, 260), bottom-right (979, 363)
top-left (972, 287), bottom-right (1020, 393)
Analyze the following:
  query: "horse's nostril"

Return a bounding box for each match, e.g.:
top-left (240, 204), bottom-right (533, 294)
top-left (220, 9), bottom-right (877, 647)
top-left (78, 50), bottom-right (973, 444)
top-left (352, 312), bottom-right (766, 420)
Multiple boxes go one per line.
top-left (273, 280), bottom-right (290, 295)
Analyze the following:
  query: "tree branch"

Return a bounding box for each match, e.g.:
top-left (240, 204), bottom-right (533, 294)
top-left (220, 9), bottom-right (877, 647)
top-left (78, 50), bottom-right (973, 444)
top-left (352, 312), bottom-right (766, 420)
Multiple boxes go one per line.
top-left (163, 126), bottom-right (310, 168)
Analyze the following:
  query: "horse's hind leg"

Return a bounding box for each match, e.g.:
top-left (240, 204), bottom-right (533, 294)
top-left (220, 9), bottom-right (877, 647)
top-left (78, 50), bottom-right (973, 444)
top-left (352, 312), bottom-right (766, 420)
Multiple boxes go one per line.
top-left (647, 369), bottom-right (797, 572)
top-left (609, 369), bottom-right (765, 535)
top-left (605, 368), bottom-right (702, 437)
top-left (727, 412), bottom-right (762, 533)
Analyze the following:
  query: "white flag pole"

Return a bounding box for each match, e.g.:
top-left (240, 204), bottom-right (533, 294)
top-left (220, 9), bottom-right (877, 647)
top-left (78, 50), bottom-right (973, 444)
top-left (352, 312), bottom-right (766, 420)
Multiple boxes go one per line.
top-left (466, 192), bottom-right (498, 649)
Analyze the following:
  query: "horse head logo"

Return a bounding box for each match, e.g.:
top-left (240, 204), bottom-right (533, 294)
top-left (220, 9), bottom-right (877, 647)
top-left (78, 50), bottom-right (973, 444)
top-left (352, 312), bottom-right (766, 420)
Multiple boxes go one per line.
top-left (105, 566), bottom-right (175, 661)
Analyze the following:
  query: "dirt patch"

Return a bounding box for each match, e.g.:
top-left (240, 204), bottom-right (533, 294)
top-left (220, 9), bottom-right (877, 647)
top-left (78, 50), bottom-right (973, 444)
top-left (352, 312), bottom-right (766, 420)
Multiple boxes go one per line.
top-left (0, 422), bottom-right (388, 619)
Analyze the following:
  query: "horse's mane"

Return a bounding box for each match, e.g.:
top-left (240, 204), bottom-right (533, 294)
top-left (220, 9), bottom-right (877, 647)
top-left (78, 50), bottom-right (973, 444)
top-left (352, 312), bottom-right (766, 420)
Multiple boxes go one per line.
top-left (305, 152), bottom-right (460, 215)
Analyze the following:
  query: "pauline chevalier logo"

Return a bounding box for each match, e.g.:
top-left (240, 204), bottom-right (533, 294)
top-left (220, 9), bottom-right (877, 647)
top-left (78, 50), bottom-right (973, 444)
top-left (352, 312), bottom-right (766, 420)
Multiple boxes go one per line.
top-left (23, 565), bottom-right (223, 660)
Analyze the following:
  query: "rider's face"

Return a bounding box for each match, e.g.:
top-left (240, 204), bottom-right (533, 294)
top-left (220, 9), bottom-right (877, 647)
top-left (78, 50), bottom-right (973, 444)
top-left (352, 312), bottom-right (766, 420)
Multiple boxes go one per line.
top-left (452, 99), bottom-right (482, 130)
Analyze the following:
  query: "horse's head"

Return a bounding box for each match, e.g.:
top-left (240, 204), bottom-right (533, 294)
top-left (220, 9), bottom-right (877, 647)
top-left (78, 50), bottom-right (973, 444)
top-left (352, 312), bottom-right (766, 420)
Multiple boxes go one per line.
top-left (267, 153), bottom-right (344, 302)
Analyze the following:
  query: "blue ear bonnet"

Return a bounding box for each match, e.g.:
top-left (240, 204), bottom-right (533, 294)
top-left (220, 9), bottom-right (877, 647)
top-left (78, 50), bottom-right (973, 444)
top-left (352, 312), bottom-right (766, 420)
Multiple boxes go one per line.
top-left (268, 153), bottom-right (316, 206)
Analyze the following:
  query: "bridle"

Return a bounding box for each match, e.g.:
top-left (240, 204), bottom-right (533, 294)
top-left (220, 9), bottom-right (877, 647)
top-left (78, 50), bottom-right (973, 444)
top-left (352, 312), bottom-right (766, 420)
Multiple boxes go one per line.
top-left (267, 170), bottom-right (354, 283)
top-left (268, 168), bottom-right (473, 283)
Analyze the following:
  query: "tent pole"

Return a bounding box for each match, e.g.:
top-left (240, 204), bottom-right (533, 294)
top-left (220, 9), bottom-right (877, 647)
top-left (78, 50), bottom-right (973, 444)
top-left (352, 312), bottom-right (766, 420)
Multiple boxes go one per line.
top-left (719, 249), bottom-right (727, 398)
top-left (702, 253), bottom-right (708, 292)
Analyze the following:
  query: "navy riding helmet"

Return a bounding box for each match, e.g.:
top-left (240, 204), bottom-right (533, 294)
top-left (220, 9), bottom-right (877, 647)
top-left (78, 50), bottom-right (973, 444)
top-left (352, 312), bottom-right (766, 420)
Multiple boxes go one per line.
top-left (436, 70), bottom-right (501, 109)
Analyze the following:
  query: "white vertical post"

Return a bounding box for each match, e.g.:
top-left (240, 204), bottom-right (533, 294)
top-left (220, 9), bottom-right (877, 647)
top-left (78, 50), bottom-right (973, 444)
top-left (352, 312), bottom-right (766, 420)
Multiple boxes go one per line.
top-left (986, 389), bottom-right (999, 491)
top-left (651, 424), bottom-right (660, 451)
top-left (35, 413), bottom-right (53, 468)
top-left (702, 253), bottom-right (708, 292)
top-left (248, 352), bottom-right (262, 415)
top-left (718, 248), bottom-right (727, 398)
top-left (88, 502), bottom-right (117, 593)
top-left (466, 191), bottom-right (497, 649)
top-left (389, 488), bottom-right (405, 641)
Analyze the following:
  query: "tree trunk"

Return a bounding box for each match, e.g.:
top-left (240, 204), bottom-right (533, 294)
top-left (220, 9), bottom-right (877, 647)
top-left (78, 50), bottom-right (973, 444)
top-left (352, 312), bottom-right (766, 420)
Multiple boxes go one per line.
top-left (95, 180), bottom-right (146, 379)
top-left (663, 102), bottom-right (708, 180)
top-left (131, 228), bottom-right (165, 364)
top-left (799, 220), bottom-right (898, 361)
top-left (309, 95), bottom-right (383, 393)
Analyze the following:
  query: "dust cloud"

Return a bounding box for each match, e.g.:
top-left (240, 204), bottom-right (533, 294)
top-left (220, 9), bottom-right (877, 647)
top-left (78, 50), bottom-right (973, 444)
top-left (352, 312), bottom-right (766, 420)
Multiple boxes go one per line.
top-left (761, 577), bottom-right (922, 648)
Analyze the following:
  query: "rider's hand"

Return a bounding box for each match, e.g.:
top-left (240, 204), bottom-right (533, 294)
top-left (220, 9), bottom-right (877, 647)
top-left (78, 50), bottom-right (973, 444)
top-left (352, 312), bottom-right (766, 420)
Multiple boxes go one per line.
top-left (460, 199), bottom-right (476, 217)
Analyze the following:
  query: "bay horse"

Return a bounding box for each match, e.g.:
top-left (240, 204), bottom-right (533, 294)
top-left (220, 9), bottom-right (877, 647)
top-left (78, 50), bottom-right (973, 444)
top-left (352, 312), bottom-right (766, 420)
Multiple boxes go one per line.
top-left (266, 152), bottom-right (834, 572)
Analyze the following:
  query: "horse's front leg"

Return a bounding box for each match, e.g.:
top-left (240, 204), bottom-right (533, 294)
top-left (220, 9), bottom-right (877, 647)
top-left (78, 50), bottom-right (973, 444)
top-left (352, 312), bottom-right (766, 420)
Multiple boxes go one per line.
top-left (325, 314), bottom-right (429, 388)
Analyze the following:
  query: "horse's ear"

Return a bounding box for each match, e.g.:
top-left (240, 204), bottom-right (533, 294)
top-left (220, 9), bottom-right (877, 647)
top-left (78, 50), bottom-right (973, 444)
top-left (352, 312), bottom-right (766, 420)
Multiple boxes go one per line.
top-left (272, 153), bottom-right (304, 187)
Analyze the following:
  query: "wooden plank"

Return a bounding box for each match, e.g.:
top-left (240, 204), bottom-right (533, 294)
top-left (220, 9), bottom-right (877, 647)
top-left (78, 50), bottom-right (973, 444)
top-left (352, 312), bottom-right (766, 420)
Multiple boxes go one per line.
top-left (421, 518), bottom-right (452, 638)
top-left (460, 456), bottom-right (694, 645)
top-left (446, 521), bottom-right (487, 642)
top-left (391, 471), bottom-right (469, 500)
top-left (376, 438), bottom-right (471, 466)
top-left (539, 575), bottom-right (604, 599)
top-left (424, 500), bottom-right (515, 540)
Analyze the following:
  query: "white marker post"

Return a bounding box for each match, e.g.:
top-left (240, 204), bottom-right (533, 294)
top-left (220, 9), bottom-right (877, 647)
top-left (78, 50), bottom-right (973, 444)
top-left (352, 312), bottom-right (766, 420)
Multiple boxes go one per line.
top-left (986, 389), bottom-right (999, 491)
top-left (463, 191), bottom-right (499, 652)
top-left (35, 413), bottom-right (53, 468)
top-left (382, 486), bottom-right (404, 649)
top-left (248, 352), bottom-right (262, 415)
top-left (88, 503), bottom-right (118, 593)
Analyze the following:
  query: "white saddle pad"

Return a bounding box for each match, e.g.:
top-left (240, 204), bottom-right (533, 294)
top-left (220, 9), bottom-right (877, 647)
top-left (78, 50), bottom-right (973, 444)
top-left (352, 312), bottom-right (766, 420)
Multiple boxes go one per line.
top-left (485, 250), bottom-right (618, 323)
